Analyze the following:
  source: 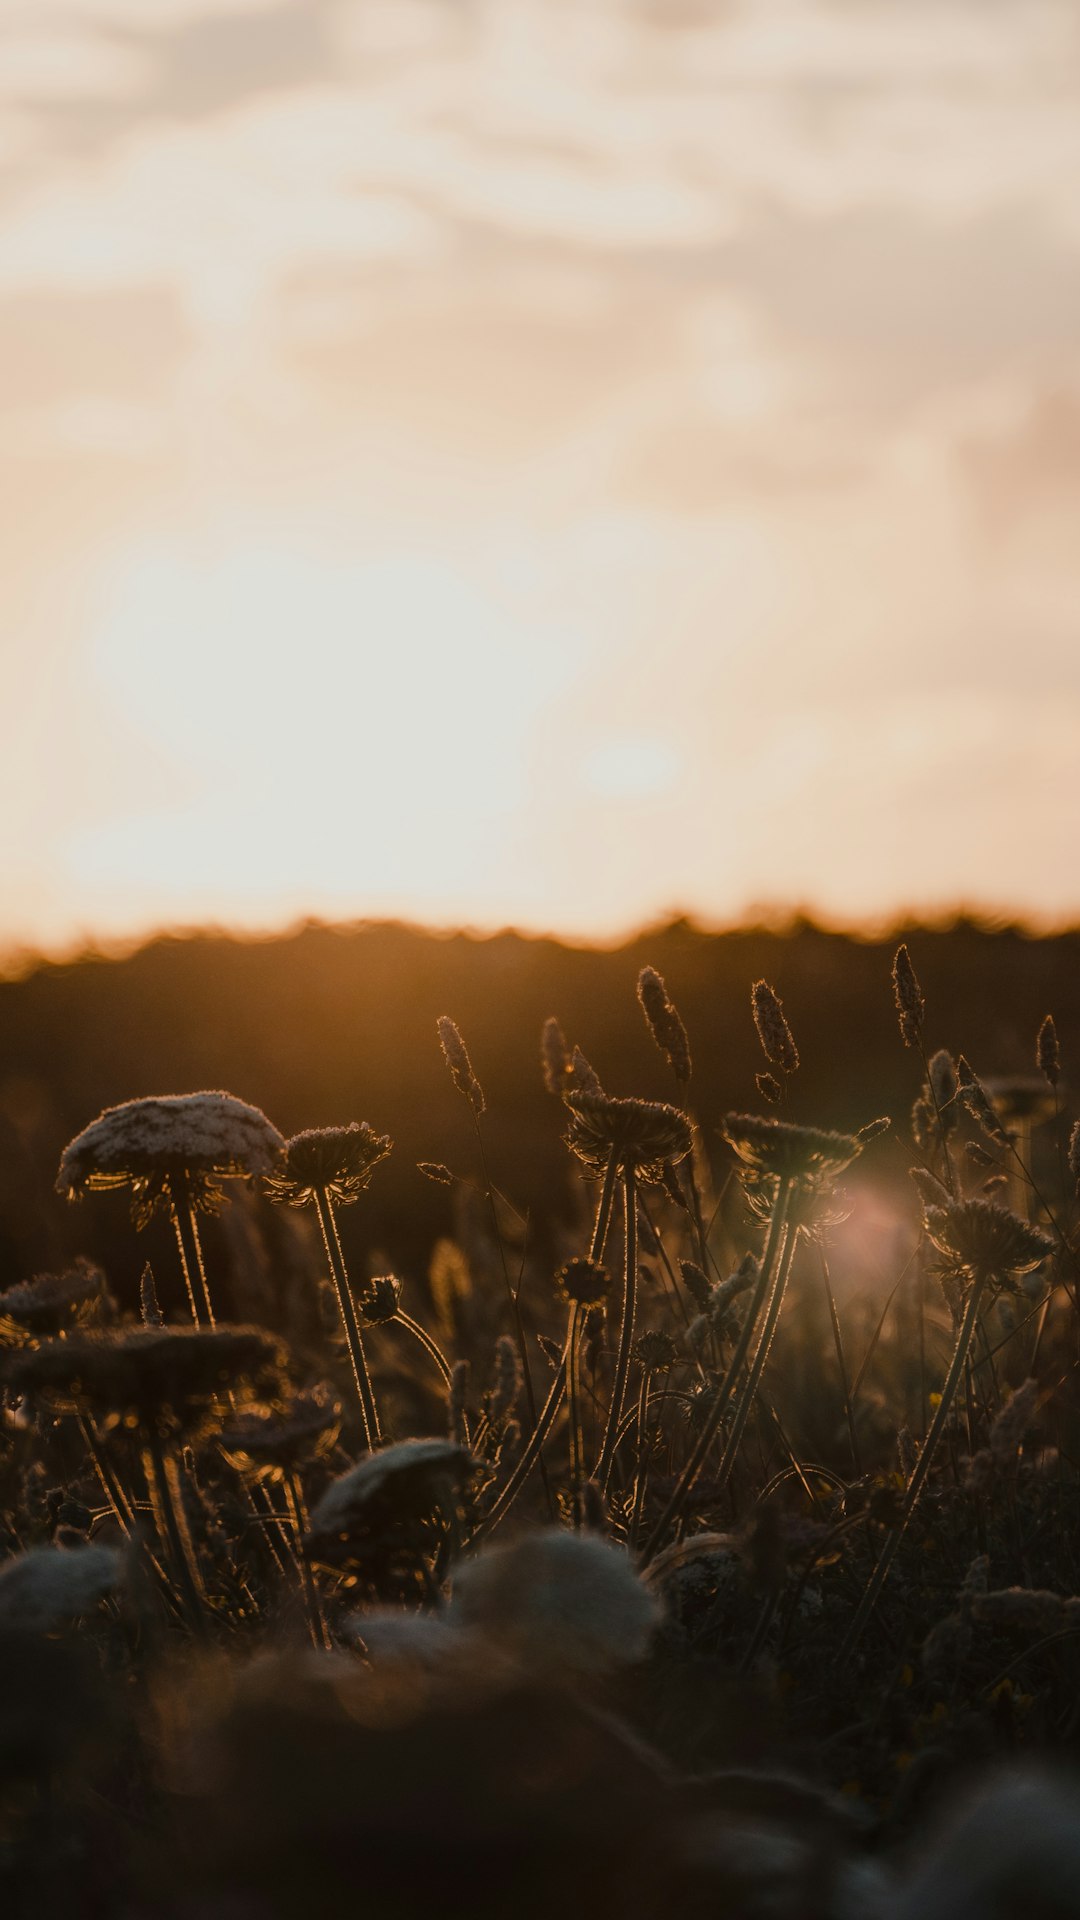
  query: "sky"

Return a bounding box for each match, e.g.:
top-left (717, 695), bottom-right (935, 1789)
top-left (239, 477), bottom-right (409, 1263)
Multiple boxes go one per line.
top-left (3, 0), bottom-right (1080, 957)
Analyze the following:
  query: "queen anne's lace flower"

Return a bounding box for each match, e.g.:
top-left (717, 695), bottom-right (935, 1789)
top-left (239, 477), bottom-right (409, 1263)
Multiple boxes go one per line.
top-left (0, 1543), bottom-right (125, 1630)
top-left (451, 1530), bottom-right (662, 1676)
top-left (264, 1124), bottom-right (392, 1208)
top-left (56, 1092), bottom-right (284, 1224)
top-left (565, 1093), bottom-right (692, 1182)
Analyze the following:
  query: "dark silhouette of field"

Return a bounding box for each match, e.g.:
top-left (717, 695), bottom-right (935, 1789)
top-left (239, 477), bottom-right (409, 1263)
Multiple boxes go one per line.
top-left (0, 914), bottom-right (1074, 1312)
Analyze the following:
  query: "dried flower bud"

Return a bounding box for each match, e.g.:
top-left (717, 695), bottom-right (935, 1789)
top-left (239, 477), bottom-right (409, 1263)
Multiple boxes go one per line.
top-left (892, 944), bottom-right (925, 1049)
top-left (556, 1257), bottom-right (610, 1307)
top-left (751, 980), bottom-right (800, 1074)
top-left (637, 967), bottom-right (692, 1084)
top-left (1037, 1014), bottom-right (1061, 1089)
top-left (417, 1161), bottom-right (454, 1186)
top-left (540, 1017), bottom-right (572, 1096)
top-left (756, 1071), bottom-right (783, 1105)
top-left (679, 1259), bottom-right (712, 1312)
top-left (139, 1262), bottom-right (164, 1329)
top-left (436, 1016), bottom-right (485, 1116)
top-left (957, 1057), bottom-right (1010, 1145)
top-left (856, 1116), bottom-right (891, 1144)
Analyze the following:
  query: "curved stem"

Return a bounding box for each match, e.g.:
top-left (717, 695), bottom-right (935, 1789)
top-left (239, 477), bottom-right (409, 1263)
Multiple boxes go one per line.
top-left (839, 1269), bottom-right (991, 1660)
top-left (642, 1178), bottom-right (793, 1562)
top-left (710, 1219), bottom-right (800, 1504)
top-left (313, 1188), bottom-right (380, 1450)
top-left (392, 1311), bottom-right (454, 1389)
top-left (478, 1349), bottom-right (568, 1536)
top-left (595, 1169), bottom-right (638, 1493)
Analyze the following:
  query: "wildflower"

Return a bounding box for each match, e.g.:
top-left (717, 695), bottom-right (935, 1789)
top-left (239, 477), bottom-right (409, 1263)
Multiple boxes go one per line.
top-left (637, 967), bottom-right (692, 1084)
top-left (264, 1124), bottom-right (392, 1209)
top-left (634, 1330), bottom-right (678, 1373)
top-left (556, 1256), bottom-right (610, 1307)
top-left (0, 1542), bottom-right (125, 1631)
top-left (1037, 1014), bottom-right (1061, 1088)
top-left (540, 1016), bottom-right (572, 1095)
top-left (356, 1275), bottom-right (403, 1325)
top-left (923, 1199), bottom-right (1052, 1280)
top-left (957, 1058), bottom-right (1010, 1145)
top-left (451, 1530), bottom-right (662, 1676)
top-left (751, 980), bottom-right (799, 1074)
top-left (678, 1259), bottom-right (712, 1312)
top-left (3, 1324), bottom-right (287, 1440)
top-left (565, 1092), bottom-right (692, 1183)
top-left (436, 1016), bottom-right (485, 1115)
top-left (306, 1439), bottom-right (474, 1547)
top-left (0, 1258), bottom-right (107, 1343)
top-left (721, 1113), bottom-right (863, 1192)
top-left (892, 944), bottom-right (925, 1048)
top-left (56, 1091), bottom-right (284, 1225)
top-left (219, 1387), bottom-right (342, 1479)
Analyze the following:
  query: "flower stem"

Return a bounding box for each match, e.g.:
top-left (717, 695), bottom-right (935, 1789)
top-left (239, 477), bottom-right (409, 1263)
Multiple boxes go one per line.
top-left (142, 1433), bottom-right (208, 1640)
top-left (169, 1173), bottom-right (216, 1327)
top-left (642, 1177), bottom-right (793, 1562)
top-left (839, 1269), bottom-right (991, 1660)
top-left (283, 1469), bottom-right (330, 1651)
top-left (313, 1187), bottom-right (380, 1450)
top-left (709, 1215), bottom-right (800, 1505)
top-left (566, 1303), bottom-right (585, 1518)
top-left (628, 1367), bottom-right (654, 1551)
top-left (595, 1169), bottom-right (638, 1494)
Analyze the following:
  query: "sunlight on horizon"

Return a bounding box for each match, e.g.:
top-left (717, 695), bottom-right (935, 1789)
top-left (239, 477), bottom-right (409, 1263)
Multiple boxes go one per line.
top-left (3, 0), bottom-right (1080, 956)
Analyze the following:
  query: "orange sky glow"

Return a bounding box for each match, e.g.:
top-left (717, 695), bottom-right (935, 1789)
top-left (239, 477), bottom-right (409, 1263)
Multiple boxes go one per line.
top-left (3, 0), bottom-right (1080, 959)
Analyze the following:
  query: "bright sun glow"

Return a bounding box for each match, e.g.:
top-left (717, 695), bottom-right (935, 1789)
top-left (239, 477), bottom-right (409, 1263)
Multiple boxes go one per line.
top-left (81, 539), bottom-right (579, 922)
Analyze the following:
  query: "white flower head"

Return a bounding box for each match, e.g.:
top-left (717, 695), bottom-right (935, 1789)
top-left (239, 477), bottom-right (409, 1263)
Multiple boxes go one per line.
top-left (56, 1091), bottom-right (285, 1224)
top-left (451, 1530), bottom-right (662, 1676)
top-left (0, 1542), bottom-right (125, 1630)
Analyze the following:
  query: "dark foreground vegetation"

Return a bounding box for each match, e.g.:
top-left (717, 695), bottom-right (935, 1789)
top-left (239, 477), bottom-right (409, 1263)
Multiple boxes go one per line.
top-left (2, 920), bottom-right (1080, 1915)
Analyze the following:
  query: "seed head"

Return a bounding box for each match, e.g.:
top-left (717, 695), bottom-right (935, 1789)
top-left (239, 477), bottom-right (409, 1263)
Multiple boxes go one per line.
top-left (1037, 1014), bottom-right (1061, 1088)
top-left (856, 1115), bottom-right (891, 1144)
top-left (721, 1113), bottom-right (863, 1191)
top-left (923, 1198), bottom-right (1053, 1280)
top-left (306, 1438), bottom-right (474, 1548)
top-left (540, 1017), bottom-right (572, 1096)
top-left (139, 1262), bottom-right (164, 1328)
top-left (56, 1091), bottom-right (285, 1226)
top-left (634, 1329), bottom-right (679, 1374)
top-left (565, 1093), bottom-right (692, 1183)
top-left (0, 1259), bottom-right (107, 1343)
top-left (556, 1256), bottom-right (610, 1307)
top-left (417, 1161), bottom-right (454, 1186)
top-left (568, 1047), bottom-right (604, 1097)
top-left (220, 1387), bottom-right (342, 1478)
top-left (892, 944), bottom-right (925, 1049)
top-left (2, 1324), bottom-right (287, 1440)
top-left (755, 1072), bottom-right (782, 1106)
top-left (264, 1124), bottom-right (392, 1209)
top-left (436, 1017), bottom-right (485, 1116)
top-left (957, 1059), bottom-right (1011, 1146)
top-left (637, 967), bottom-right (692, 1084)
top-left (678, 1259), bottom-right (712, 1312)
top-left (751, 980), bottom-right (800, 1075)
top-left (355, 1274), bottom-right (403, 1325)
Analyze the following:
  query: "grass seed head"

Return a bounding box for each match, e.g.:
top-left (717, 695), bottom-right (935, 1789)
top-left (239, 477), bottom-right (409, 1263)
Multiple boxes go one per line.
top-left (436, 1016), bottom-right (486, 1116)
top-left (1037, 1013), bottom-right (1061, 1088)
top-left (751, 980), bottom-right (800, 1075)
top-left (540, 1016), bottom-right (572, 1095)
top-left (892, 944), bottom-right (925, 1048)
top-left (637, 967), bottom-right (692, 1084)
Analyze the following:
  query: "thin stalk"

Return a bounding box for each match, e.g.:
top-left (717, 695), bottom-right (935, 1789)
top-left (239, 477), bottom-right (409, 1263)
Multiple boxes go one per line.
top-left (313, 1187), bottom-right (380, 1449)
top-left (178, 1183), bottom-right (216, 1327)
top-left (710, 1222), bottom-right (800, 1505)
top-left (566, 1302), bottom-right (585, 1519)
top-left (628, 1366), bottom-right (653, 1551)
top-left (283, 1469), bottom-right (330, 1651)
top-left (79, 1415), bottom-right (136, 1534)
top-left (595, 1169), bottom-right (638, 1495)
top-left (169, 1174), bottom-right (206, 1327)
top-left (392, 1311), bottom-right (455, 1389)
top-left (142, 1433), bottom-right (208, 1640)
top-left (818, 1244), bottom-right (860, 1475)
top-left (642, 1178), bottom-right (793, 1562)
top-left (479, 1157), bottom-right (619, 1536)
top-left (838, 1270), bottom-right (991, 1660)
top-left (473, 1116), bottom-right (538, 1430)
